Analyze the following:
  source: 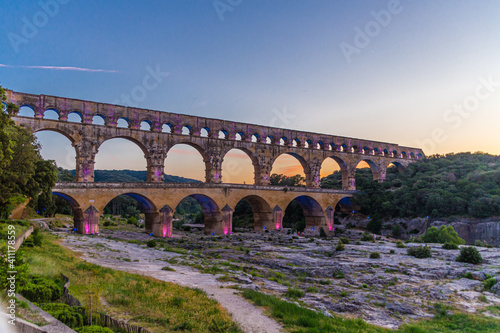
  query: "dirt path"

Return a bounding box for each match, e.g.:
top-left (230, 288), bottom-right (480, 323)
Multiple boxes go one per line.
top-left (59, 234), bottom-right (283, 333)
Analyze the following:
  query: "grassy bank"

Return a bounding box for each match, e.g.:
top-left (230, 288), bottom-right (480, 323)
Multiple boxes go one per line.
top-left (22, 232), bottom-right (240, 333)
top-left (242, 289), bottom-right (500, 333)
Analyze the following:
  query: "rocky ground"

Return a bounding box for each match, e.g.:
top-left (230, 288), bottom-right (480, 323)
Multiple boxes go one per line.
top-left (58, 227), bottom-right (500, 330)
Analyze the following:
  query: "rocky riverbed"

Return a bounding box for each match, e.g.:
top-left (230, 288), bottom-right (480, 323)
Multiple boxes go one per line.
top-left (58, 228), bottom-right (500, 329)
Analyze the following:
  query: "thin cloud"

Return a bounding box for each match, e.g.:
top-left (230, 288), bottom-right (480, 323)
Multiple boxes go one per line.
top-left (0, 64), bottom-right (118, 73)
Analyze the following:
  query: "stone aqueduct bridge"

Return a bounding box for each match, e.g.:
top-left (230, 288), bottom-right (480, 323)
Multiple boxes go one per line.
top-left (5, 90), bottom-right (424, 236)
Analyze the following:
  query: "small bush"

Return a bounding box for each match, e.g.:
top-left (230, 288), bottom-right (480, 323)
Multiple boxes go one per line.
top-left (103, 221), bottom-right (111, 227)
top-left (369, 252), bottom-right (381, 259)
top-left (335, 241), bottom-right (345, 251)
top-left (339, 237), bottom-right (350, 244)
top-left (32, 228), bottom-right (43, 246)
top-left (484, 278), bottom-right (497, 290)
top-left (285, 287), bottom-right (304, 299)
top-left (361, 232), bottom-right (374, 242)
top-left (146, 240), bottom-right (156, 248)
top-left (456, 246), bottom-right (483, 264)
top-left (463, 272), bottom-right (473, 279)
top-left (389, 249), bottom-right (395, 254)
top-left (332, 270), bottom-right (345, 279)
top-left (407, 245), bottom-right (432, 259)
top-left (442, 242), bottom-right (459, 250)
top-left (306, 286), bottom-right (318, 293)
top-left (396, 241), bottom-right (406, 248)
top-left (340, 291), bottom-right (347, 297)
top-left (475, 240), bottom-right (493, 248)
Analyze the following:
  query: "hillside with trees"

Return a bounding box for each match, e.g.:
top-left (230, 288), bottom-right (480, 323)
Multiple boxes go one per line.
top-left (57, 168), bottom-right (201, 183)
top-left (321, 152), bottom-right (500, 219)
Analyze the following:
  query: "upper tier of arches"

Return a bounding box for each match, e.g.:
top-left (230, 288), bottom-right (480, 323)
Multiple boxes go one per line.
top-left (8, 90), bottom-right (424, 160)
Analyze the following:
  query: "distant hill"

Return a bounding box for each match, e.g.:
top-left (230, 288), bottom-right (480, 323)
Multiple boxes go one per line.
top-left (57, 168), bottom-right (201, 183)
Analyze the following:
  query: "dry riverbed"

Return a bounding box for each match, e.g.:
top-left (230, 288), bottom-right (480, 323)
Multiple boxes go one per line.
top-left (58, 228), bottom-right (500, 330)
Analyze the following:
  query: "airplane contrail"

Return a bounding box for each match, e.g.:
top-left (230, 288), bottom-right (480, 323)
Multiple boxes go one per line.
top-left (0, 64), bottom-right (119, 73)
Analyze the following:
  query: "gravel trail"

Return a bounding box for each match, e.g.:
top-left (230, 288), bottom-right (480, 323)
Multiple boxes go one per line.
top-left (60, 234), bottom-right (283, 333)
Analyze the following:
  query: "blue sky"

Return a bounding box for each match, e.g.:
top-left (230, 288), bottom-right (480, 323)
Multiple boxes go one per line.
top-left (1, 0), bottom-right (499, 180)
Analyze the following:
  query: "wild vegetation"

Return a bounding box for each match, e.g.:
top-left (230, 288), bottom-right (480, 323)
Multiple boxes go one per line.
top-left (0, 85), bottom-right (58, 218)
top-left (321, 152), bottom-right (500, 219)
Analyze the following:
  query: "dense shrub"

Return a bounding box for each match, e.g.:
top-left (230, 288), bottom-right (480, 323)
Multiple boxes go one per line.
top-left (339, 237), bottom-right (350, 244)
top-left (335, 241), bottom-right (345, 251)
top-left (456, 246), bottom-right (483, 264)
top-left (475, 240), bottom-right (493, 248)
top-left (103, 221), bottom-right (111, 227)
top-left (407, 245), bottom-right (432, 259)
top-left (421, 226), bottom-right (465, 245)
top-left (19, 275), bottom-right (63, 303)
top-left (332, 270), bottom-right (345, 279)
top-left (442, 242), bottom-right (459, 250)
top-left (484, 277), bottom-right (497, 290)
top-left (396, 240), bottom-right (406, 248)
top-left (127, 217), bottom-right (137, 225)
top-left (75, 326), bottom-right (114, 333)
top-left (392, 225), bottom-right (402, 237)
top-left (146, 240), bottom-right (156, 248)
top-left (369, 252), bottom-right (381, 259)
top-left (285, 287), bottom-right (305, 299)
top-left (361, 232), bottom-right (374, 242)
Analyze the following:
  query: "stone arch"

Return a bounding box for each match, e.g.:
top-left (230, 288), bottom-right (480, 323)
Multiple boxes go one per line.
top-left (33, 128), bottom-right (78, 171)
top-left (140, 120), bottom-right (152, 131)
top-left (68, 111), bottom-right (83, 123)
top-left (117, 117), bottom-right (130, 128)
top-left (43, 108), bottom-right (59, 120)
top-left (176, 194), bottom-right (222, 235)
top-left (233, 195), bottom-right (273, 231)
top-left (52, 191), bottom-right (84, 231)
top-left (165, 142), bottom-right (211, 182)
top-left (271, 152), bottom-right (311, 186)
top-left (92, 114), bottom-right (106, 125)
top-left (162, 123), bottom-right (173, 133)
top-left (356, 158), bottom-right (381, 181)
top-left (320, 156), bottom-right (348, 189)
top-left (33, 127), bottom-right (77, 144)
top-left (97, 136), bottom-right (149, 158)
top-left (221, 148), bottom-right (261, 185)
top-left (387, 161), bottom-right (406, 173)
top-left (284, 195), bottom-right (325, 232)
top-left (17, 105), bottom-right (36, 117)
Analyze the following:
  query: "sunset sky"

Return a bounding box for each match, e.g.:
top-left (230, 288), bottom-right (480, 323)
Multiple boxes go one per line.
top-left (1, 1), bottom-right (499, 183)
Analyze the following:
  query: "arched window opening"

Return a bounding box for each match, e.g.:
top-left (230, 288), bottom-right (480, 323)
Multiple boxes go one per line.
top-left (162, 123), bottom-right (172, 133)
top-left (279, 137), bottom-right (286, 146)
top-left (43, 109), bottom-right (59, 120)
top-left (140, 120), bottom-right (151, 131)
top-left (221, 149), bottom-right (255, 184)
top-left (292, 139), bottom-right (299, 147)
top-left (94, 138), bottom-right (147, 179)
top-left (316, 142), bottom-right (323, 150)
top-left (328, 143), bottom-right (334, 151)
top-left (304, 140), bottom-right (310, 149)
top-left (35, 130), bottom-right (76, 170)
top-left (266, 136), bottom-right (273, 144)
top-left (355, 160), bottom-right (380, 186)
top-left (235, 132), bottom-right (243, 141)
top-left (68, 111), bottom-right (82, 123)
top-left (17, 106), bottom-right (35, 118)
top-left (92, 115), bottom-right (105, 125)
top-left (251, 134), bottom-right (259, 143)
top-left (218, 130), bottom-right (228, 139)
top-left (200, 128), bottom-right (209, 137)
top-left (165, 144), bottom-right (207, 182)
top-left (182, 126), bottom-right (192, 135)
top-left (117, 118), bottom-right (129, 128)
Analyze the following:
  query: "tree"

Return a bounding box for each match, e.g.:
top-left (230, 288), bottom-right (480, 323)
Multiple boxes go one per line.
top-left (270, 174), bottom-right (305, 187)
top-left (0, 85), bottom-right (57, 218)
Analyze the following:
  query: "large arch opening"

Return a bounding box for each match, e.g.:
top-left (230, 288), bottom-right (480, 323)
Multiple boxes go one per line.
top-left (176, 194), bottom-right (221, 235)
top-left (232, 195), bottom-right (272, 232)
top-left (165, 143), bottom-right (208, 182)
top-left (283, 196), bottom-right (324, 233)
top-left (270, 153), bottom-right (308, 186)
top-left (174, 196), bottom-right (204, 230)
top-left (101, 193), bottom-right (157, 232)
top-left (334, 197), bottom-right (356, 225)
top-left (355, 159), bottom-right (379, 189)
top-left (319, 156), bottom-right (347, 190)
top-left (221, 149), bottom-right (256, 184)
top-left (51, 192), bottom-right (84, 230)
top-left (34, 130), bottom-right (76, 174)
top-left (94, 138), bottom-right (148, 182)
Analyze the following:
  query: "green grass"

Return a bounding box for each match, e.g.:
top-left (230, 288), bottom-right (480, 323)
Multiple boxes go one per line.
top-left (22, 233), bottom-right (240, 333)
top-left (242, 289), bottom-right (500, 333)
